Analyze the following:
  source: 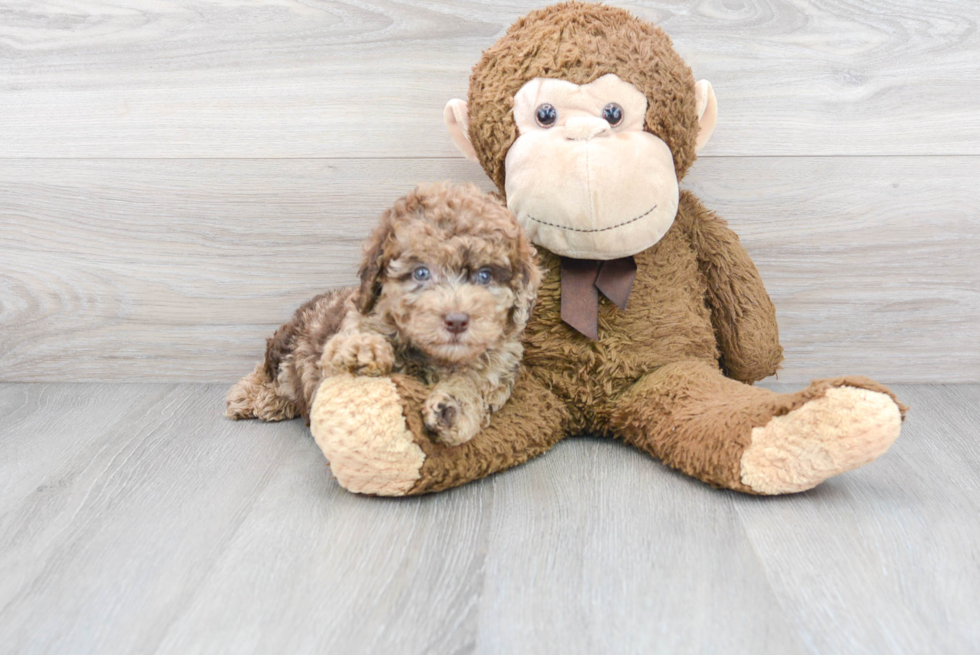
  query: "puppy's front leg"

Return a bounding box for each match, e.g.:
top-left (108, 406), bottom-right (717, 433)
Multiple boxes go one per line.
top-left (424, 384), bottom-right (484, 447)
top-left (320, 330), bottom-right (395, 377)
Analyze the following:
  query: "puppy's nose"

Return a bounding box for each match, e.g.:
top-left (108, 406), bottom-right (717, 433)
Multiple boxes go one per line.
top-left (444, 313), bottom-right (470, 334)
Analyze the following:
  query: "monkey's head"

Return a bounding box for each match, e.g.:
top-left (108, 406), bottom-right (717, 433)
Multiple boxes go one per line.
top-left (444, 2), bottom-right (717, 260)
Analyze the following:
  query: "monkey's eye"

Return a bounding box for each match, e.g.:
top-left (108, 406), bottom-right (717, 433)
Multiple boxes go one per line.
top-left (602, 103), bottom-right (623, 126)
top-left (412, 265), bottom-right (431, 282)
top-left (535, 103), bottom-right (558, 128)
top-left (472, 267), bottom-right (493, 285)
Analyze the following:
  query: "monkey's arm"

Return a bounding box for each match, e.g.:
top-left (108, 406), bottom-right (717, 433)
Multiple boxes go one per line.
top-left (677, 190), bottom-right (783, 383)
top-left (310, 370), bottom-right (570, 496)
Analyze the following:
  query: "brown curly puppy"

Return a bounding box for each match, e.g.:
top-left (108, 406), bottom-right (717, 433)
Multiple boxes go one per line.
top-left (226, 182), bottom-right (541, 446)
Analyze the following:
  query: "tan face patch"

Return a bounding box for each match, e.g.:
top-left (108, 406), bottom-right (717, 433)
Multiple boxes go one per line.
top-left (505, 75), bottom-right (680, 260)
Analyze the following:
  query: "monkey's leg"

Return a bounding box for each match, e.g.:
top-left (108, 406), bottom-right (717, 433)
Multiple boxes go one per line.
top-left (309, 372), bottom-right (570, 496)
top-left (606, 360), bottom-right (905, 494)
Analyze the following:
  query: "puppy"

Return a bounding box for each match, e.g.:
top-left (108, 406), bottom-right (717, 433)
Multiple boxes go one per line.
top-left (226, 182), bottom-right (541, 446)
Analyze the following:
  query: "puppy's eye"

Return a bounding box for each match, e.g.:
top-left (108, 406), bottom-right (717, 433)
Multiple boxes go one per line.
top-left (412, 265), bottom-right (431, 282)
top-left (602, 103), bottom-right (623, 126)
top-left (473, 267), bottom-right (493, 285)
top-left (535, 103), bottom-right (557, 128)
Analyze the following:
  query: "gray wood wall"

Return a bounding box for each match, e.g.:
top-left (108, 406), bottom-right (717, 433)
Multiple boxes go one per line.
top-left (1, 0), bottom-right (977, 383)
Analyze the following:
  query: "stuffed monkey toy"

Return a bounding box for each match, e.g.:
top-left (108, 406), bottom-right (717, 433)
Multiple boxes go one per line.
top-left (308, 2), bottom-right (905, 496)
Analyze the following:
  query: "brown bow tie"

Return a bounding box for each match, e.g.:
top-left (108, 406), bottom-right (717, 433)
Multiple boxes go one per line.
top-left (560, 256), bottom-right (637, 339)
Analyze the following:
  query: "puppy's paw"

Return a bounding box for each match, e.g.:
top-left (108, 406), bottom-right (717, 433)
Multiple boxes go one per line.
top-left (423, 392), bottom-right (478, 447)
top-left (320, 332), bottom-right (394, 377)
top-left (424, 391), bottom-right (459, 430)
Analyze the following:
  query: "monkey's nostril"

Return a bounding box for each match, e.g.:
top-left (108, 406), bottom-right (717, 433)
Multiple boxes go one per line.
top-left (444, 313), bottom-right (470, 334)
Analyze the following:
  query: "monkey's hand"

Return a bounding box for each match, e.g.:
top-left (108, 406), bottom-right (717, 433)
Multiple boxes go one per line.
top-left (423, 390), bottom-right (481, 447)
top-left (320, 331), bottom-right (395, 377)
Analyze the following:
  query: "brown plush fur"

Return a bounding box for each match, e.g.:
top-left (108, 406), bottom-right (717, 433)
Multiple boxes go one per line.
top-left (311, 2), bottom-right (905, 495)
top-left (227, 182), bottom-right (541, 446)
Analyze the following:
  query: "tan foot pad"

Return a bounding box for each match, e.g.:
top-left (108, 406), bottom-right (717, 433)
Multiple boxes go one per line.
top-left (310, 374), bottom-right (425, 496)
top-left (740, 387), bottom-right (902, 494)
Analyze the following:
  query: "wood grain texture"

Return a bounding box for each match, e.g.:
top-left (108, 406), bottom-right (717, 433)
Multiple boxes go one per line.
top-left (1, 156), bottom-right (976, 383)
top-left (0, 382), bottom-right (977, 653)
top-left (0, 0), bottom-right (978, 158)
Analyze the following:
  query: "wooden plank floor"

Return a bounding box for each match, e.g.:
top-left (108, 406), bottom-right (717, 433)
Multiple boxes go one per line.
top-left (1, 382), bottom-right (977, 654)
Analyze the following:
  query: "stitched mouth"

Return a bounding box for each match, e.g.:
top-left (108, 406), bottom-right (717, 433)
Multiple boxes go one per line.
top-left (523, 204), bottom-right (657, 233)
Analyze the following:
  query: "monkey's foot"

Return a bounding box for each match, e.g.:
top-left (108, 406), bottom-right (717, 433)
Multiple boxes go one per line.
top-left (740, 387), bottom-right (902, 494)
top-left (310, 374), bottom-right (424, 496)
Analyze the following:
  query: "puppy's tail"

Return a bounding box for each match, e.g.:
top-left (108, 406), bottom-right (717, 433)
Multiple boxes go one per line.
top-left (225, 362), bottom-right (298, 422)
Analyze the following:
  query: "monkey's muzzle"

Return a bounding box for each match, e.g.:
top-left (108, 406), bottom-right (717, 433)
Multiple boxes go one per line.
top-left (504, 128), bottom-right (680, 260)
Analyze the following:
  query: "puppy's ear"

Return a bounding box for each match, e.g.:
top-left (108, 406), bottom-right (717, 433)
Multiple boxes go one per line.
top-left (356, 218), bottom-right (391, 315)
top-left (509, 241), bottom-right (542, 334)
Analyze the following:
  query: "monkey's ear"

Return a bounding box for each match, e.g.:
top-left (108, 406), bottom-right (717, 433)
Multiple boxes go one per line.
top-left (444, 99), bottom-right (480, 163)
top-left (694, 80), bottom-right (718, 152)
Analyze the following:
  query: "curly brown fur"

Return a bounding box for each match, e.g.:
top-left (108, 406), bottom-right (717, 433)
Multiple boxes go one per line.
top-left (227, 182), bottom-right (541, 446)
